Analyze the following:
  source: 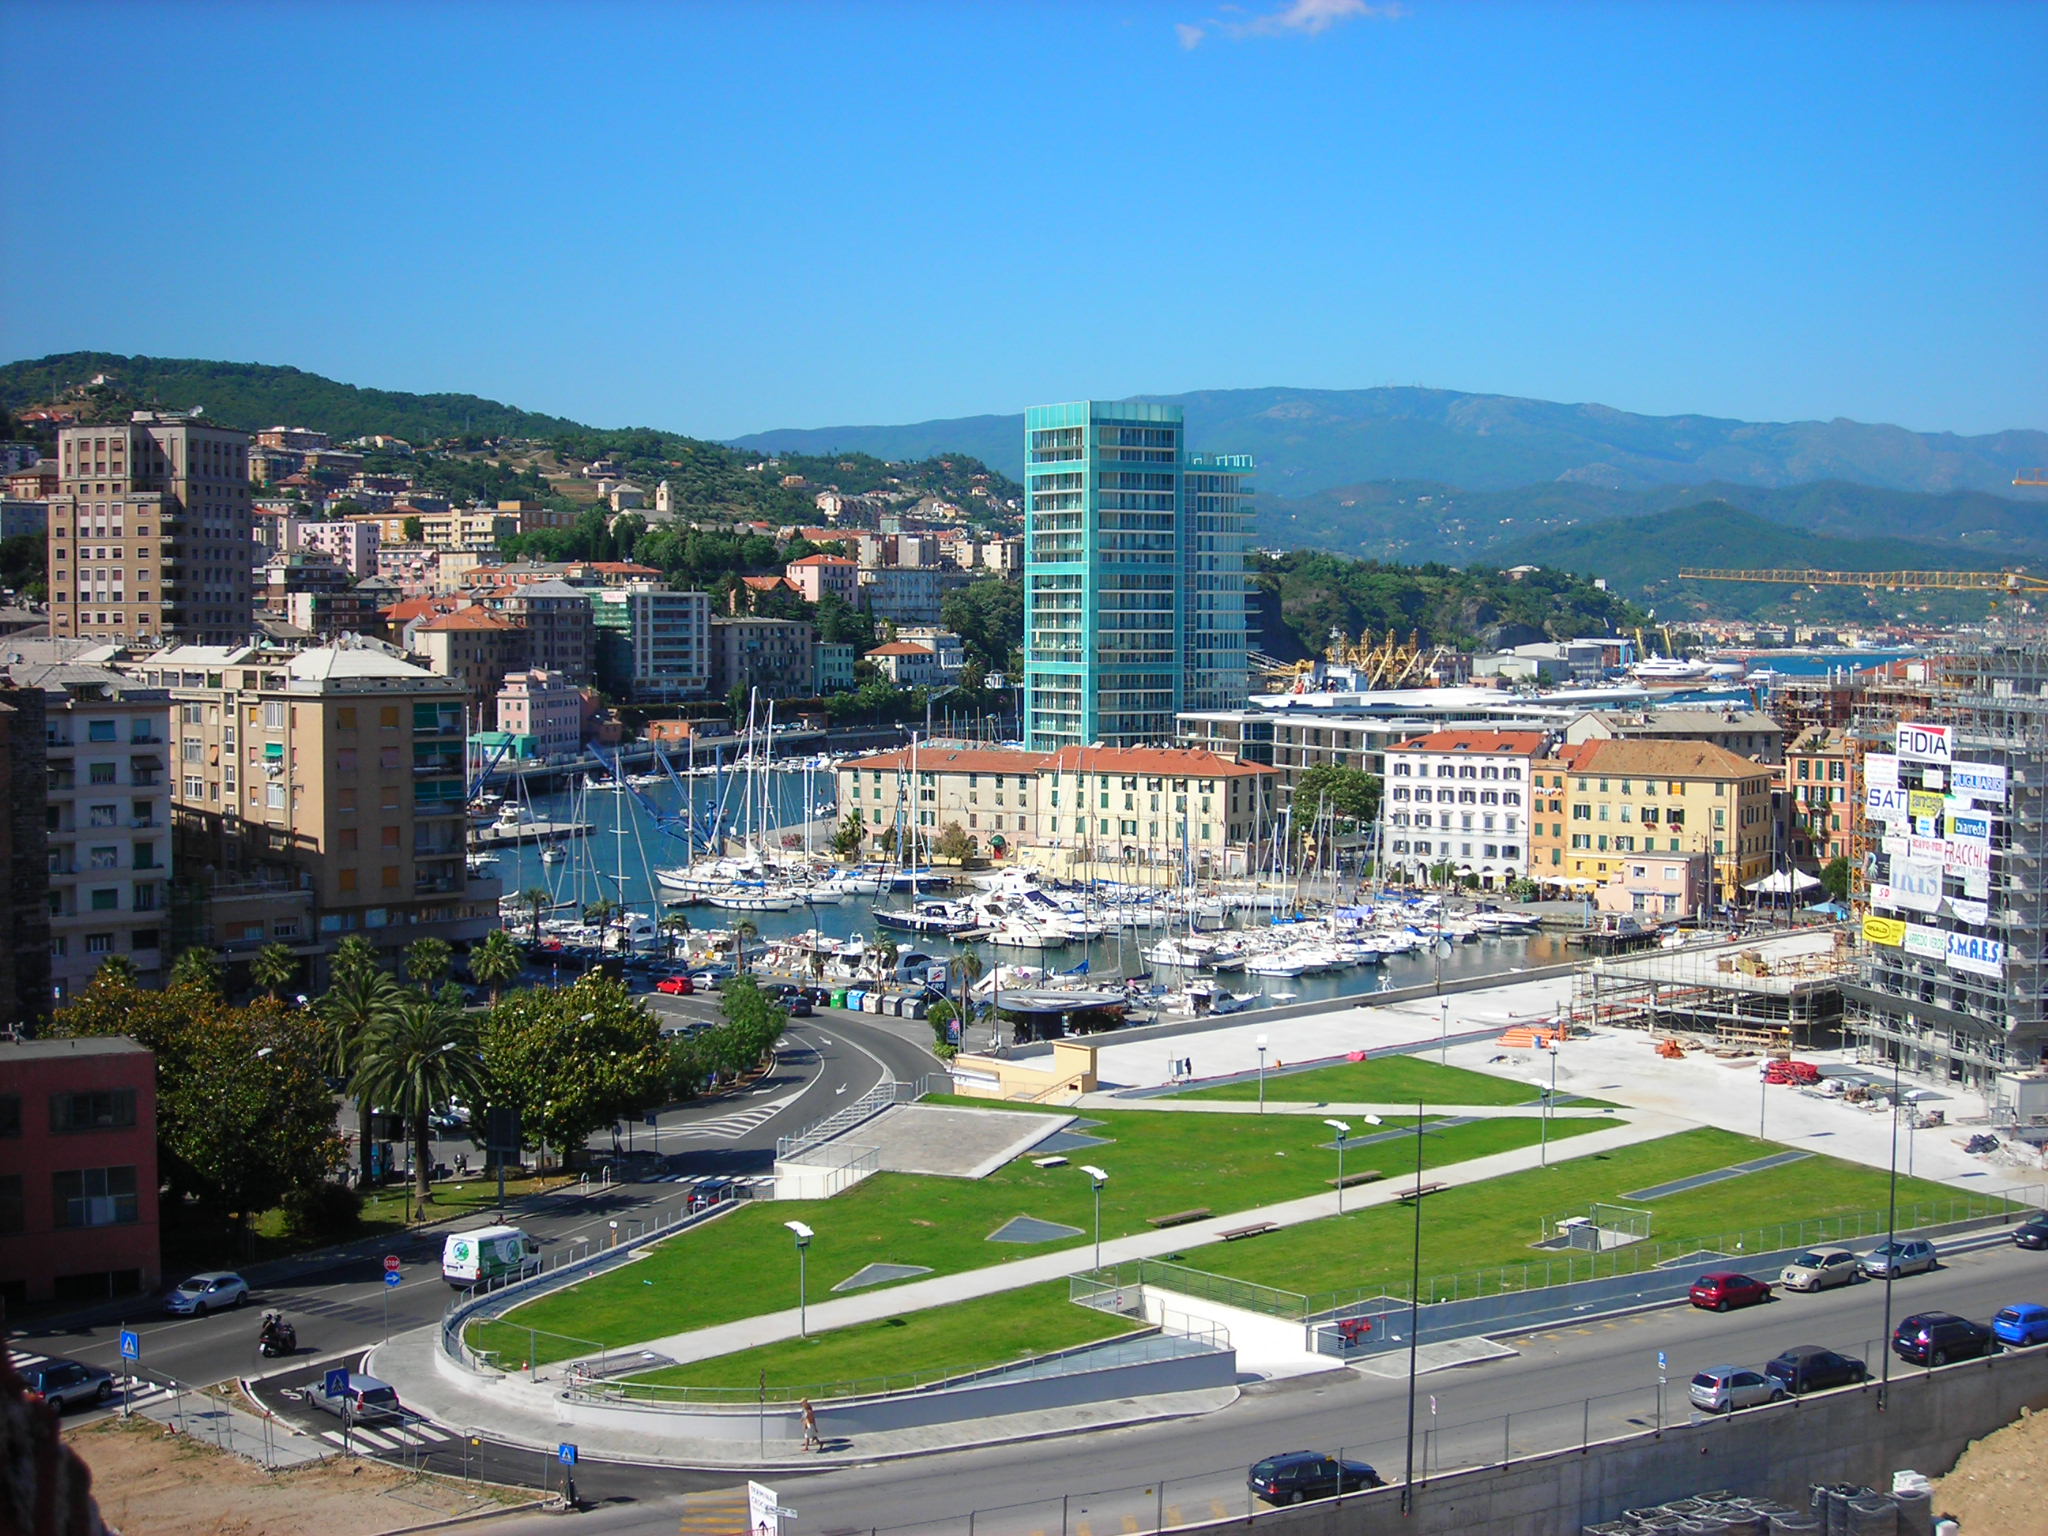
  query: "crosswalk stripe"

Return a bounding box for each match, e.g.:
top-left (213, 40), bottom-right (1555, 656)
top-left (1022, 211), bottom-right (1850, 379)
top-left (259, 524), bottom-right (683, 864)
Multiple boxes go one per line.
top-left (346, 1427), bottom-right (404, 1450)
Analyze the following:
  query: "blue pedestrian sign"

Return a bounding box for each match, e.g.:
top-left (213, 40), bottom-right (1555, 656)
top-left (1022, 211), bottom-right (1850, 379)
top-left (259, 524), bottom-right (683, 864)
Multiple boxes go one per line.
top-left (325, 1367), bottom-right (350, 1397)
top-left (557, 1442), bottom-right (578, 1466)
top-left (1657, 1351), bottom-right (1668, 1373)
top-left (383, 1270), bottom-right (403, 1288)
top-left (119, 1329), bottom-right (141, 1361)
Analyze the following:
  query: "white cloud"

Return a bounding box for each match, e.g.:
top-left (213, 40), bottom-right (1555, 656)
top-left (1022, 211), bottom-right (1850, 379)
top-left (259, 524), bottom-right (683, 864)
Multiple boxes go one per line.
top-left (1180, 0), bottom-right (1403, 46)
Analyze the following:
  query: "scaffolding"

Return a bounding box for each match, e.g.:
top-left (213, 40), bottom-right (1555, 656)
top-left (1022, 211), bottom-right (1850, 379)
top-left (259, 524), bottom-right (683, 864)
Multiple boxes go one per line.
top-left (1568, 929), bottom-right (1855, 1050)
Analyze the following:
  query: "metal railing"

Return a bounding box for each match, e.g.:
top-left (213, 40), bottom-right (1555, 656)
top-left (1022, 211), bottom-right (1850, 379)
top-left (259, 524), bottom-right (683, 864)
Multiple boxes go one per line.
top-left (776, 1076), bottom-right (899, 1160)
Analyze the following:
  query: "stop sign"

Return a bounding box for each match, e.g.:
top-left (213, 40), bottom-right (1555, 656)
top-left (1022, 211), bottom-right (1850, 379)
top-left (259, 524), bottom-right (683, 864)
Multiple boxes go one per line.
top-left (384, 1254), bottom-right (402, 1273)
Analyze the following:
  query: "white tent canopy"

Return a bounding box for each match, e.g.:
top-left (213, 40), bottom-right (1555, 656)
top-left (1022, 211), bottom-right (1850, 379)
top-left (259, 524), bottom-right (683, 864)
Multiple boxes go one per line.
top-left (1744, 868), bottom-right (1823, 895)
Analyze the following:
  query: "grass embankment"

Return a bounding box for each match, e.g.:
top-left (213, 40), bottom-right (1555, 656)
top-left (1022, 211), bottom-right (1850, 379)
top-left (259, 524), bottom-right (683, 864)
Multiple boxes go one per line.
top-left (468, 1101), bottom-right (1606, 1366)
top-left (1175, 1053), bottom-right (1614, 1108)
top-left (1181, 1126), bottom-right (1979, 1298)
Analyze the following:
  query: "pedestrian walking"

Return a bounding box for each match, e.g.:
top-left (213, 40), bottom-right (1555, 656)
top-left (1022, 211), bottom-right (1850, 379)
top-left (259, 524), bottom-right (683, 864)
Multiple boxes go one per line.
top-left (801, 1397), bottom-right (820, 1452)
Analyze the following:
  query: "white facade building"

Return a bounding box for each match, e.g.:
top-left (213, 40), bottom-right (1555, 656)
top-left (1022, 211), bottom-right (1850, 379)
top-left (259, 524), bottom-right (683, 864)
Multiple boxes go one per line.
top-left (1379, 729), bottom-right (1549, 888)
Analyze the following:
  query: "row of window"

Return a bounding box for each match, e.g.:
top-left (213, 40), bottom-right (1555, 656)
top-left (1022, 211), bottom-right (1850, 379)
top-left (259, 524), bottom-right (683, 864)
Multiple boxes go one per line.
top-left (1390, 760), bottom-right (1524, 780)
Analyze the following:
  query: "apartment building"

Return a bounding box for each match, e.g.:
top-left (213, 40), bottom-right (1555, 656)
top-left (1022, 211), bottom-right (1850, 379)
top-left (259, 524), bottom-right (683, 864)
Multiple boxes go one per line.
top-left (857, 564), bottom-right (956, 626)
top-left (710, 616), bottom-right (817, 699)
top-left (1784, 724), bottom-right (1864, 866)
top-left (496, 579), bottom-right (594, 682)
top-left (864, 640), bottom-right (948, 687)
top-left (295, 518), bottom-right (380, 577)
top-left (48, 412), bottom-right (254, 644)
top-left (1529, 738), bottom-right (1776, 908)
top-left (124, 640), bottom-right (498, 971)
top-left (1380, 731), bottom-right (1550, 888)
top-left (494, 670), bottom-right (584, 759)
top-left (590, 584), bottom-right (712, 703)
top-left (346, 507), bottom-right (517, 548)
top-left (836, 743), bottom-right (1275, 872)
top-left (785, 553), bottom-right (858, 604)
top-left (815, 642), bottom-right (856, 694)
top-left (0, 683), bottom-right (54, 1025)
top-left (0, 1036), bottom-right (160, 1309)
top-left (411, 606), bottom-right (528, 728)
top-left (11, 663), bottom-right (173, 1000)
top-left (1564, 707), bottom-right (1786, 765)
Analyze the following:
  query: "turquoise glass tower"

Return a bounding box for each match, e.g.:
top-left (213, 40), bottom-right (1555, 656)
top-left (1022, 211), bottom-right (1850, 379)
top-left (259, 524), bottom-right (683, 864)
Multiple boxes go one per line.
top-left (1022, 401), bottom-right (1251, 750)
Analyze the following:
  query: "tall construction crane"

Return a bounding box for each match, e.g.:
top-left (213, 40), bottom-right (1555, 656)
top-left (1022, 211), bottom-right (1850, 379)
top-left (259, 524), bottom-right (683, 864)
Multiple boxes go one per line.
top-left (2014, 469), bottom-right (2048, 486)
top-left (1678, 567), bottom-right (2048, 595)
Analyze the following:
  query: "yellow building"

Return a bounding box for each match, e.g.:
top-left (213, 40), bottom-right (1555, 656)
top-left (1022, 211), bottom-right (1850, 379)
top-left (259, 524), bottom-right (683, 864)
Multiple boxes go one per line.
top-left (1537, 738), bottom-right (1775, 909)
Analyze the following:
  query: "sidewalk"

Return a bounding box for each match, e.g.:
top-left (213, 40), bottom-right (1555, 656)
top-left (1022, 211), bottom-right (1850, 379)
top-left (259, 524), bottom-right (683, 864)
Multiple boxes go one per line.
top-left (128, 1381), bottom-right (328, 1470)
top-left (368, 1109), bottom-right (1685, 1467)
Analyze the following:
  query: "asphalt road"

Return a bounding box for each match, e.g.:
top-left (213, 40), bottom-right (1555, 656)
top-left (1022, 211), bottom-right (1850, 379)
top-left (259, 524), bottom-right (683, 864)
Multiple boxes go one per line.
top-left (450, 1239), bottom-right (2048, 1536)
top-left (11, 1006), bottom-right (932, 1434)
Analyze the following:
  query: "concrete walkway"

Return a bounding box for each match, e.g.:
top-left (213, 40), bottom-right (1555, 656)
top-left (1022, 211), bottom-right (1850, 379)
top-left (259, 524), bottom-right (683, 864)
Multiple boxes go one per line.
top-left (368, 1108), bottom-right (1685, 1467)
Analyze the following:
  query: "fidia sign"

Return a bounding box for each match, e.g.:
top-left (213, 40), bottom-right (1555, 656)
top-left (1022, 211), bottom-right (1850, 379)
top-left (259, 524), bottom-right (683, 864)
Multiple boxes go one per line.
top-left (1896, 723), bottom-right (1953, 764)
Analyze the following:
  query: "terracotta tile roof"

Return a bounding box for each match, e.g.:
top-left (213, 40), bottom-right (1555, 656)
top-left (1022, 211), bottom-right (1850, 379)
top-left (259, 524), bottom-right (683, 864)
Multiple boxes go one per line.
top-left (416, 607), bottom-right (521, 633)
top-left (788, 553), bottom-right (857, 567)
top-left (843, 745), bottom-right (1057, 775)
top-left (1562, 738), bottom-right (1772, 779)
top-left (1387, 730), bottom-right (1552, 755)
top-left (383, 596), bottom-right (463, 622)
top-left (742, 575), bottom-right (794, 591)
top-left (865, 641), bottom-right (935, 657)
top-left (1046, 745), bottom-right (1272, 778)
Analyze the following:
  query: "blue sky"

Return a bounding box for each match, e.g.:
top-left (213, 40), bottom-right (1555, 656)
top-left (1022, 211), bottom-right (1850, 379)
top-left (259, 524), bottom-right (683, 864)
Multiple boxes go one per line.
top-left (3, 0), bottom-right (2043, 441)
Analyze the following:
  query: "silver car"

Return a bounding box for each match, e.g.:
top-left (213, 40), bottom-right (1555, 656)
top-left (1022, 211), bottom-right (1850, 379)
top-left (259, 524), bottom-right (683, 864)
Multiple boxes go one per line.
top-left (164, 1270), bottom-right (250, 1316)
top-left (1861, 1239), bottom-right (1938, 1279)
top-left (1689, 1364), bottom-right (1786, 1414)
top-left (1780, 1246), bottom-right (1862, 1292)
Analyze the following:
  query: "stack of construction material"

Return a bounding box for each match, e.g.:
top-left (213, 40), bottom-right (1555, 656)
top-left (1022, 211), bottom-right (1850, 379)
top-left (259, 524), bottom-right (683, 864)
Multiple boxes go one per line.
top-left (1580, 1480), bottom-right (1935, 1536)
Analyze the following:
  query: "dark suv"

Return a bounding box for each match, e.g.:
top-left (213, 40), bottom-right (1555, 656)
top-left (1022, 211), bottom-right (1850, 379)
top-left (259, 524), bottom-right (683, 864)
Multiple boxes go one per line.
top-left (1248, 1451), bottom-right (1383, 1505)
top-left (1892, 1311), bottom-right (1997, 1366)
top-left (1764, 1343), bottom-right (1867, 1394)
top-left (2014, 1213), bottom-right (2048, 1251)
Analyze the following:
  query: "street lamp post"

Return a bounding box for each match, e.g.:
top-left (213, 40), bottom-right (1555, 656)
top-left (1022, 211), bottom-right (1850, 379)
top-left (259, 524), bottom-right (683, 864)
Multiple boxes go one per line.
top-left (1081, 1165), bottom-right (1109, 1274)
top-left (784, 1221), bottom-right (813, 1338)
top-left (1402, 1100), bottom-right (1426, 1513)
top-left (1255, 1034), bottom-right (1269, 1114)
top-left (1530, 1044), bottom-right (1558, 1167)
top-left (1324, 1120), bottom-right (1350, 1214)
top-left (1438, 998), bottom-right (1449, 1065)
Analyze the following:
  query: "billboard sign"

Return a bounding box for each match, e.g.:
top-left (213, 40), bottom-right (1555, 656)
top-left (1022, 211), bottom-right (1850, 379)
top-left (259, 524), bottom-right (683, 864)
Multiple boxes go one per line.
top-left (1864, 753), bottom-right (1899, 790)
top-left (1862, 915), bottom-right (1907, 947)
top-left (1897, 723), bottom-right (1953, 764)
top-left (1890, 860), bottom-right (1943, 914)
top-left (1952, 761), bottom-right (2007, 803)
top-left (1947, 810), bottom-right (1992, 846)
top-left (1944, 838), bottom-right (1992, 874)
top-left (1903, 924), bottom-right (1947, 959)
top-left (1946, 932), bottom-right (2004, 979)
top-left (1865, 785), bottom-right (1910, 825)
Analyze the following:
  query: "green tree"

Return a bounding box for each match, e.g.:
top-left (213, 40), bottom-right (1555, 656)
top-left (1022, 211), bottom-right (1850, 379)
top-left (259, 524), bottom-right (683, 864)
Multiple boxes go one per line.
top-left (169, 946), bottom-right (224, 995)
top-left (329, 934), bottom-right (382, 989)
top-left (404, 937), bottom-right (455, 990)
top-left (401, 514), bottom-right (424, 543)
top-left (728, 683), bottom-right (750, 730)
top-left (582, 898), bottom-right (621, 951)
top-left (934, 821), bottom-right (973, 862)
top-left (1290, 764), bottom-right (1383, 833)
top-left (478, 975), bottom-right (666, 1165)
top-left (521, 887), bottom-right (552, 944)
top-left (318, 965), bottom-right (405, 1185)
top-left (251, 942), bottom-right (299, 1001)
top-left (660, 911), bottom-right (692, 960)
top-left (830, 808), bottom-right (866, 859)
top-left (925, 998), bottom-right (958, 1058)
top-left (731, 917), bottom-right (760, 975)
top-left (939, 575), bottom-right (1025, 673)
top-left (92, 954), bottom-right (139, 987)
top-left (1820, 855), bottom-right (1851, 903)
top-left (469, 930), bottom-right (523, 1003)
top-left (352, 990), bottom-right (484, 1206)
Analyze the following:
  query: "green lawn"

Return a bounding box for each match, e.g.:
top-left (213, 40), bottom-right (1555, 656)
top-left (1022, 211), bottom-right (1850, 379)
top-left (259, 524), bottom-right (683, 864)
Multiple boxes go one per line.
top-left (619, 1281), bottom-right (1139, 1399)
top-left (1179, 1127), bottom-right (1986, 1303)
top-left (1176, 1053), bottom-right (1613, 1108)
top-left (469, 1101), bottom-right (1608, 1365)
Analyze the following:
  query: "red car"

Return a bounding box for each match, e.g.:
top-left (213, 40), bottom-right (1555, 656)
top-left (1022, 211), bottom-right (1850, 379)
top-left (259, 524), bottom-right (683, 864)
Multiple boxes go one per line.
top-left (655, 975), bottom-right (694, 995)
top-left (1690, 1271), bottom-right (1773, 1312)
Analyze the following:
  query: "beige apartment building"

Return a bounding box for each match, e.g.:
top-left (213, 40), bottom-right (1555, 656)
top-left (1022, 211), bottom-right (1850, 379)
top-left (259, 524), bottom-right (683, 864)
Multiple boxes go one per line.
top-left (837, 743), bottom-right (1276, 874)
top-left (48, 412), bottom-right (255, 644)
top-left (1530, 738), bottom-right (1775, 910)
top-left (10, 663), bottom-right (174, 1000)
top-left (123, 640), bottom-right (498, 973)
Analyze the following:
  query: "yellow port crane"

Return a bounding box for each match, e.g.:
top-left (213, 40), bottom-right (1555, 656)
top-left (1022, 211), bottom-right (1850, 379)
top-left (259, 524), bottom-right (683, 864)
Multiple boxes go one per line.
top-left (1678, 567), bottom-right (2048, 595)
top-left (2014, 469), bottom-right (2048, 486)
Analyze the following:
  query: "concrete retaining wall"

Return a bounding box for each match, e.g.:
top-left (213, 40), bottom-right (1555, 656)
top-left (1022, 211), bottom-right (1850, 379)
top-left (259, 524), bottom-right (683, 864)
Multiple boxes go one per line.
top-left (558, 1342), bottom-right (1237, 1441)
top-left (1172, 1341), bottom-right (2048, 1535)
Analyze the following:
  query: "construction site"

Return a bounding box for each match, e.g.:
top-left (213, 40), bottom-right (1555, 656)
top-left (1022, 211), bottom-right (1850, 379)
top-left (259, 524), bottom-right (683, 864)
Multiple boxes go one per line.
top-left (1564, 927), bottom-right (1856, 1052)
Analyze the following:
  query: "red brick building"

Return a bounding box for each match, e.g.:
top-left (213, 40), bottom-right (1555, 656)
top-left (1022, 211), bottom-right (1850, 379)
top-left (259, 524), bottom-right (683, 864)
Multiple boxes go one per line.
top-left (0, 1036), bottom-right (160, 1311)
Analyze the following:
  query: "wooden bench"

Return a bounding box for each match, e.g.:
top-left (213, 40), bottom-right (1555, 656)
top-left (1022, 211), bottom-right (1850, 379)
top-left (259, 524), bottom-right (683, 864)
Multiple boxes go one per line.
top-left (1326, 1170), bottom-right (1383, 1189)
top-left (1146, 1207), bottom-right (1213, 1229)
top-left (1399, 1182), bottom-right (1447, 1201)
top-left (1220, 1221), bottom-right (1278, 1241)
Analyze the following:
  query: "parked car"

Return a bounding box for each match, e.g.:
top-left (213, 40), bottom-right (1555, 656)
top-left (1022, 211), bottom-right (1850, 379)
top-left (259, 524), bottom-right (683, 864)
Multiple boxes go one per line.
top-left (1689, 1271), bottom-right (1774, 1312)
top-left (1862, 1239), bottom-right (1939, 1279)
top-left (655, 975), bottom-right (694, 995)
top-left (689, 1178), bottom-right (744, 1213)
top-left (19, 1357), bottom-right (114, 1413)
top-left (1892, 1311), bottom-right (1997, 1366)
top-left (1764, 1344), bottom-right (1867, 1395)
top-left (304, 1369), bottom-right (404, 1424)
top-left (783, 992), bottom-right (813, 1017)
top-left (1991, 1303), bottom-right (2048, 1347)
top-left (1688, 1365), bottom-right (1787, 1414)
top-left (1247, 1451), bottom-right (1384, 1505)
top-left (2012, 1213), bottom-right (2048, 1251)
top-left (164, 1271), bottom-right (250, 1316)
top-left (1779, 1247), bottom-right (1861, 1293)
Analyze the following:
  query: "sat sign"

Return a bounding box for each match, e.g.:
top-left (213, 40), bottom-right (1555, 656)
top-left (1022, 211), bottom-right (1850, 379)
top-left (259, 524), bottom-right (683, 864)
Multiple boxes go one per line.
top-left (1897, 723), bottom-right (1952, 765)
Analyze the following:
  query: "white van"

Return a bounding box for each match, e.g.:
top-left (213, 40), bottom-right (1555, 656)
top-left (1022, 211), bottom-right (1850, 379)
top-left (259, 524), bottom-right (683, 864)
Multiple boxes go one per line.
top-left (441, 1225), bottom-right (542, 1289)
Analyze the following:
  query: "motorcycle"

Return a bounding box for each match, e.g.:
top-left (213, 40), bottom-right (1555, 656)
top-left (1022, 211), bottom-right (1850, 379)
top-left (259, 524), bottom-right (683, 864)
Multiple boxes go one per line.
top-left (257, 1311), bottom-right (297, 1358)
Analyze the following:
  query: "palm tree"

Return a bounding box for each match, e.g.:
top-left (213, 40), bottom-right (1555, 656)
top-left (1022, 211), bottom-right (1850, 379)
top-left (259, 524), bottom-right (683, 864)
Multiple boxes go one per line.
top-left (92, 955), bottom-right (139, 987)
top-left (405, 937), bottom-right (454, 990)
top-left (521, 887), bottom-right (552, 944)
top-left (352, 992), bottom-right (485, 1208)
top-left (952, 945), bottom-right (986, 1036)
top-left (660, 911), bottom-right (691, 961)
top-left (732, 917), bottom-right (759, 975)
top-left (169, 946), bottom-right (223, 994)
top-left (329, 934), bottom-right (381, 989)
top-left (251, 941), bottom-right (298, 1001)
top-left (319, 965), bottom-right (405, 1187)
top-left (468, 930), bottom-right (522, 1003)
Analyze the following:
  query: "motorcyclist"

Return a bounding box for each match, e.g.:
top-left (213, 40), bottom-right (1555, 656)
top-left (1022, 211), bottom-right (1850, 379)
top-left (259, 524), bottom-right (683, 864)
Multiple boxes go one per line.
top-left (258, 1310), bottom-right (296, 1355)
